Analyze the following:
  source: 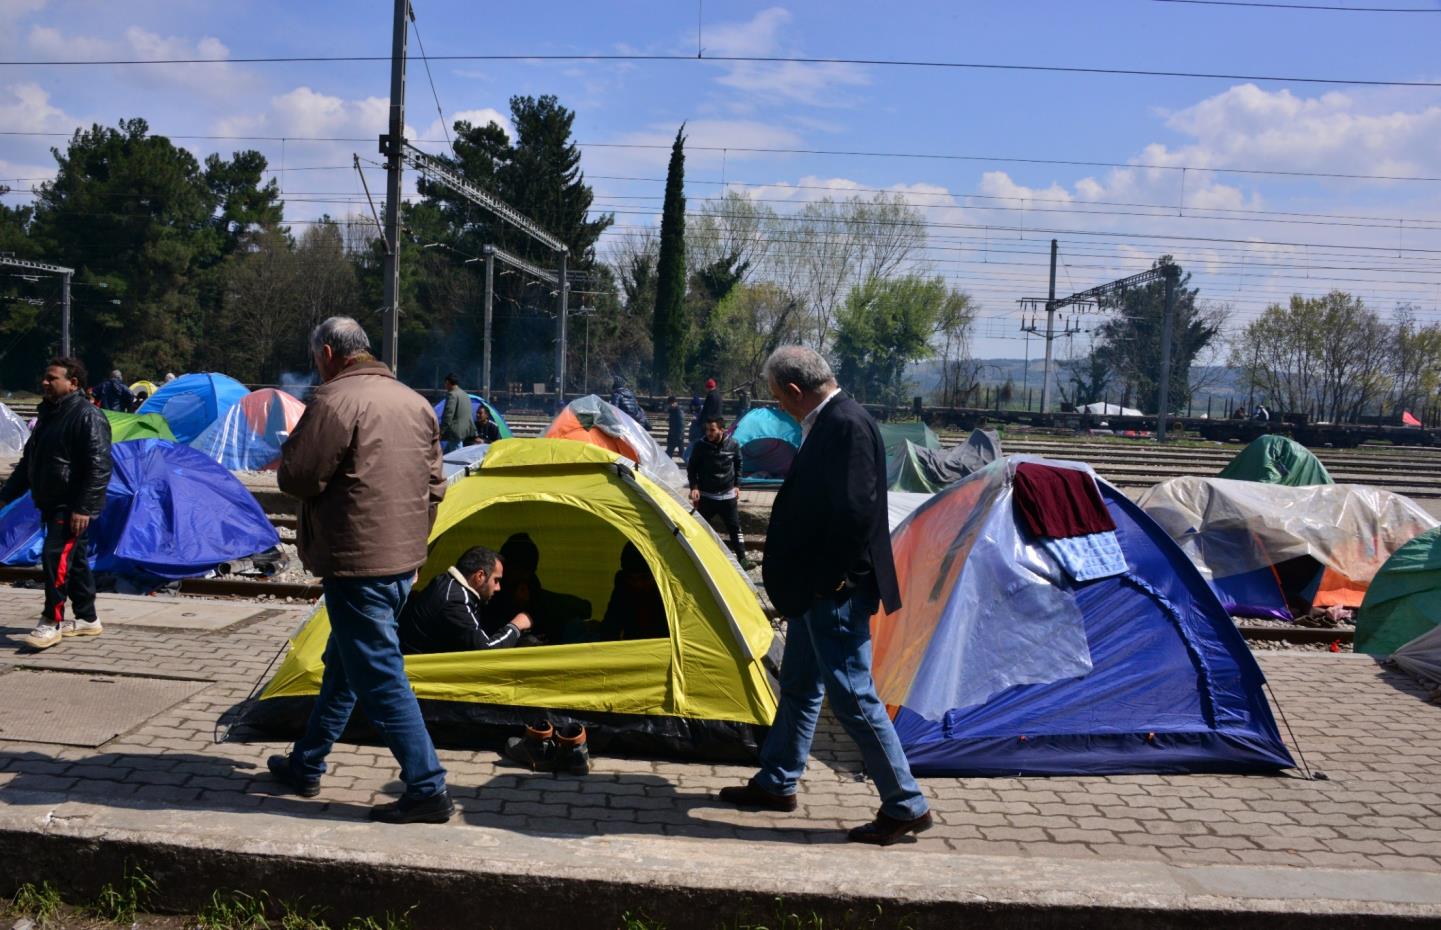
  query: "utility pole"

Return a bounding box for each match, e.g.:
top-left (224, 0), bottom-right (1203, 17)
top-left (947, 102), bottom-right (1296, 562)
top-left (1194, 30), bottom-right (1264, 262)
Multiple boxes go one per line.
top-left (556, 250), bottom-right (568, 404)
top-left (482, 246), bottom-right (494, 400)
top-left (1041, 238), bottom-right (1057, 415)
top-left (1156, 264), bottom-right (1180, 443)
top-left (379, 0), bottom-right (409, 371)
top-left (1019, 240), bottom-right (1079, 415)
top-left (0, 257), bottom-right (74, 355)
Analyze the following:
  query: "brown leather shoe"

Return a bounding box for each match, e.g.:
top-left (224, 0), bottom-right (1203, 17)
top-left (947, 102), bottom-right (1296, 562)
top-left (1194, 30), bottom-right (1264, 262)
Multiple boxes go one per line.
top-left (848, 810), bottom-right (934, 846)
top-left (717, 780), bottom-right (798, 812)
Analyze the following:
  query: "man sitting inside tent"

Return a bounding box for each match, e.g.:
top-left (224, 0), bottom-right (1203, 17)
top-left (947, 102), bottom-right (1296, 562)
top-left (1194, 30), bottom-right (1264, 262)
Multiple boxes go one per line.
top-left (399, 546), bottom-right (531, 655)
top-left (481, 532), bottom-right (591, 645)
top-left (598, 542), bottom-right (668, 641)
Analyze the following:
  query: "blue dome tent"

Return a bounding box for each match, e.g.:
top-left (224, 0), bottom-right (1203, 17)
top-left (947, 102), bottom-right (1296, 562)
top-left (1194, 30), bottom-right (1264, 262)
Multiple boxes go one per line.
top-left (0, 439), bottom-right (280, 582)
top-left (138, 373), bottom-right (250, 444)
top-left (728, 407), bottom-right (801, 484)
top-left (875, 457), bottom-right (1295, 776)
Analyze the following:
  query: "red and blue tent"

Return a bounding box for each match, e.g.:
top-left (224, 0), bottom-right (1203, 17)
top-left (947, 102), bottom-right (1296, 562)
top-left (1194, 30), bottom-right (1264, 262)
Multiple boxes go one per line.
top-left (875, 457), bottom-right (1294, 776)
top-left (191, 387), bottom-right (307, 470)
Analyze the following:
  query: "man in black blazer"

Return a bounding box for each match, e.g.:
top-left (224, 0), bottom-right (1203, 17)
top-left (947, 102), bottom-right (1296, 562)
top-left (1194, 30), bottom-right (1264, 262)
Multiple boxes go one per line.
top-left (719, 346), bottom-right (931, 845)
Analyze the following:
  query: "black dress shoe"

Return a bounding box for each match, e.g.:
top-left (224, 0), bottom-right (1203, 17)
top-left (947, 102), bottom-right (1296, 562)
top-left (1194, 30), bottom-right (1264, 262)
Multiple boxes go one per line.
top-left (717, 780), bottom-right (798, 812)
top-left (267, 754), bottom-right (320, 798)
top-left (370, 790), bottom-right (455, 824)
top-left (848, 810), bottom-right (934, 846)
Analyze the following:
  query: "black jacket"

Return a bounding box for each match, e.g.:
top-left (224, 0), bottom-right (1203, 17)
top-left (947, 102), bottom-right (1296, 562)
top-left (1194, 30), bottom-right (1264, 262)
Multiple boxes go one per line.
top-left (611, 387), bottom-right (648, 427)
top-left (762, 392), bottom-right (900, 619)
top-left (398, 568), bottom-right (521, 655)
top-left (667, 405), bottom-right (685, 436)
top-left (94, 378), bottom-right (134, 412)
top-left (475, 418), bottom-right (502, 444)
top-left (701, 389), bottom-right (722, 422)
top-left (0, 390), bottom-right (112, 515)
top-left (687, 434), bottom-right (741, 496)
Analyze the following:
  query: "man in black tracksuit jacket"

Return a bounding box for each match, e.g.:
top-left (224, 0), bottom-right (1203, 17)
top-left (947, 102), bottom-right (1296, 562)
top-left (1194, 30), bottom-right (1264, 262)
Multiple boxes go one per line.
top-left (686, 415), bottom-right (749, 565)
top-left (0, 357), bottom-right (112, 650)
top-left (398, 546), bottom-right (530, 655)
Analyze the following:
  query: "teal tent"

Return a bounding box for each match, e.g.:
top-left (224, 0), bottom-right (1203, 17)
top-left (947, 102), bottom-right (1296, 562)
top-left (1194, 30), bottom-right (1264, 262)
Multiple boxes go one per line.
top-left (1355, 526), bottom-right (1441, 656)
top-left (729, 407), bottom-right (800, 480)
top-left (1217, 435), bottom-right (1333, 486)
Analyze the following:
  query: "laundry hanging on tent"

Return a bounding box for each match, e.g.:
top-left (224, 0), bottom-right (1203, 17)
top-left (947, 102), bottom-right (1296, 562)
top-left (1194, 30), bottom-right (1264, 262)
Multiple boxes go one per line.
top-left (1012, 462), bottom-right (1117, 538)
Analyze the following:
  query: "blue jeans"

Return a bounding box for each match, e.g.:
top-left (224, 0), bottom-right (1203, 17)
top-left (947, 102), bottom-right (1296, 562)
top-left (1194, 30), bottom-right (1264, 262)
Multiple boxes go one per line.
top-left (755, 593), bottom-right (928, 821)
top-left (291, 574), bottom-right (447, 800)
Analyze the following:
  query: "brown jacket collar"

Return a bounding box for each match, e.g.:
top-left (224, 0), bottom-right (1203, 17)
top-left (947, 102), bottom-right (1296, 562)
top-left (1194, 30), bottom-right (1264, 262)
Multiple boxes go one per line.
top-left (324, 357), bottom-right (395, 385)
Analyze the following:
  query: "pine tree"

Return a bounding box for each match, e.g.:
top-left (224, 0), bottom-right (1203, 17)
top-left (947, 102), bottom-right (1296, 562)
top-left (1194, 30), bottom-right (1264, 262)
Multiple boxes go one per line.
top-left (652, 125), bottom-right (687, 392)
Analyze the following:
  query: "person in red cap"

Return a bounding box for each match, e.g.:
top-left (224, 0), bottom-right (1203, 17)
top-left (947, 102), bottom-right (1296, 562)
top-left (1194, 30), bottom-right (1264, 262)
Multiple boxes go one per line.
top-left (701, 378), bottom-right (722, 423)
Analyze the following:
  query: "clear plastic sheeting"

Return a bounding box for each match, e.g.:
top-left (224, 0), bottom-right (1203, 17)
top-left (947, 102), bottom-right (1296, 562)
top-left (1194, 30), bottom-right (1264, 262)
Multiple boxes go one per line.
top-left (1391, 625), bottom-right (1441, 690)
top-left (887, 491), bottom-right (933, 531)
top-left (544, 394), bottom-right (687, 492)
top-left (441, 442), bottom-right (489, 483)
top-left (1137, 477), bottom-right (1437, 585)
top-left (1079, 402), bottom-right (1142, 417)
top-left (0, 403), bottom-right (30, 456)
top-left (875, 458), bottom-right (1094, 721)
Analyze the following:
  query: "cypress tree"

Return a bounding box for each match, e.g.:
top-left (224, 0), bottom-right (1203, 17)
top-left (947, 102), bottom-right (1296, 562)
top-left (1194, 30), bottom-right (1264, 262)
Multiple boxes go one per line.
top-left (652, 125), bottom-right (687, 392)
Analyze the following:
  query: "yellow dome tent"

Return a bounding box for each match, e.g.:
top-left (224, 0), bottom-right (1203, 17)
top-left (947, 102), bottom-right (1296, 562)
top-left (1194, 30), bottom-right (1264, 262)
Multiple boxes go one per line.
top-left (241, 439), bottom-right (777, 760)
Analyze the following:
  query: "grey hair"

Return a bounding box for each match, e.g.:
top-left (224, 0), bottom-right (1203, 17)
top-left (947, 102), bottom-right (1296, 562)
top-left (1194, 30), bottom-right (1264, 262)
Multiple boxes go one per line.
top-left (110, 370), bottom-right (122, 380)
top-left (762, 345), bottom-right (835, 394)
top-left (309, 316), bottom-right (371, 360)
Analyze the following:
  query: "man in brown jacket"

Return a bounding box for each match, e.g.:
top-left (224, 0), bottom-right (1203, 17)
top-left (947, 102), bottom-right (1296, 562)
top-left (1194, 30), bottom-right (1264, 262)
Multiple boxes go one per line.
top-left (266, 316), bottom-right (453, 824)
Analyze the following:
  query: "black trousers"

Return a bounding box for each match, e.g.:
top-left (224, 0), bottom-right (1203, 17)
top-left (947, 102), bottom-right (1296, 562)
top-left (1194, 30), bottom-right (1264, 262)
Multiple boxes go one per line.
top-left (40, 510), bottom-right (96, 626)
top-left (697, 496), bottom-right (746, 561)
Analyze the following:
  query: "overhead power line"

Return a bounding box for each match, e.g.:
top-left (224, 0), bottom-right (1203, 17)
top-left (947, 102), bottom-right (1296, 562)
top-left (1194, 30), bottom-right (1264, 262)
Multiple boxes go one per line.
top-left (0, 50), bottom-right (1436, 87)
top-left (1153, 0), bottom-right (1441, 10)
top-left (3, 129), bottom-right (1438, 185)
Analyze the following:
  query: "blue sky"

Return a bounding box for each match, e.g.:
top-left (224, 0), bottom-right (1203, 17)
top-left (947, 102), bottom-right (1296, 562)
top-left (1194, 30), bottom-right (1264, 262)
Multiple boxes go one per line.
top-left (3, 0), bottom-right (1440, 356)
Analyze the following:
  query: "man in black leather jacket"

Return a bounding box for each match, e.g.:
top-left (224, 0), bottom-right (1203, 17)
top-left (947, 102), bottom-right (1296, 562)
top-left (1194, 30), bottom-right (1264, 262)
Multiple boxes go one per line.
top-left (398, 546), bottom-right (529, 654)
top-left (0, 357), bottom-right (113, 650)
top-left (686, 415), bottom-right (749, 566)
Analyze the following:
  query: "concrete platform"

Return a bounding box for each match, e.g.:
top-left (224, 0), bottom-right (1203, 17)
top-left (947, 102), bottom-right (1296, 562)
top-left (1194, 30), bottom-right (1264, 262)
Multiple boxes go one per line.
top-left (1, 590), bottom-right (1439, 927)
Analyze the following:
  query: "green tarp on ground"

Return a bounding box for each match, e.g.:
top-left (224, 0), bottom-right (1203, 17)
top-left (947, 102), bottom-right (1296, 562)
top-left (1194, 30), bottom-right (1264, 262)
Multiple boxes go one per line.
top-left (103, 409), bottom-right (177, 443)
top-left (1355, 526), bottom-right (1441, 656)
top-left (1217, 435), bottom-right (1333, 486)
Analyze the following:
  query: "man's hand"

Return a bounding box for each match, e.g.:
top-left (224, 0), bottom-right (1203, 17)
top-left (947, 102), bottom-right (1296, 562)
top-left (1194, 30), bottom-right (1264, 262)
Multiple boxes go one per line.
top-left (511, 612), bottom-right (533, 632)
top-left (69, 513), bottom-right (91, 535)
top-left (689, 488), bottom-right (700, 506)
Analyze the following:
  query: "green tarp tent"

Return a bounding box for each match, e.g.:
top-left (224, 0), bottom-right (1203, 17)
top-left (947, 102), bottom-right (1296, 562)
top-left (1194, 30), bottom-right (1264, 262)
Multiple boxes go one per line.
top-left (1217, 435), bottom-right (1333, 486)
top-left (878, 421), bottom-right (938, 467)
top-left (1355, 526), bottom-right (1441, 656)
top-left (103, 409), bottom-right (177, 443)
top-left (888, 429), bottom-right (1001, 494)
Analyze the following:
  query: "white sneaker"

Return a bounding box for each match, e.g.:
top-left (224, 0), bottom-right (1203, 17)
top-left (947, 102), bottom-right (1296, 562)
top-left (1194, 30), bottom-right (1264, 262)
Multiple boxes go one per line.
top-left (18, 623), bottom-right (62, 650)
top-left (61, 618), bottom-right (103, 638)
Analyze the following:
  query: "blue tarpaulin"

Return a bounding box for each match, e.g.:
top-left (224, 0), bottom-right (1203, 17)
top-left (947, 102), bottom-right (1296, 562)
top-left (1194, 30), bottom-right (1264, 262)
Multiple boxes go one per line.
top-left (0, 439), bottom-right (280, 580)
top-left (138, 373), bottom-right (250, 444)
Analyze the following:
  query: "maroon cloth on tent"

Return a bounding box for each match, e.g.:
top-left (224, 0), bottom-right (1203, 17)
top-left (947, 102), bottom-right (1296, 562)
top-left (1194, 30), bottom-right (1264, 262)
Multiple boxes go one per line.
top-left (1012, 463), bottom-right (1117, 539)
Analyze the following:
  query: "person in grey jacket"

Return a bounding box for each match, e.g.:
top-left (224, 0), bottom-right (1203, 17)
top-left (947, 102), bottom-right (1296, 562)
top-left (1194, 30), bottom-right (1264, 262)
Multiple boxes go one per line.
top-left (1, 357), bottom-right (112, 650)
top-left (439, 374), bottom-right (476, 451)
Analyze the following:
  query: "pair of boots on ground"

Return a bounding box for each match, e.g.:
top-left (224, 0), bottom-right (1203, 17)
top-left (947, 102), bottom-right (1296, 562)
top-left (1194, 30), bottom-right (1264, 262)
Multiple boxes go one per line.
top-left (505, 720), bottom-right (590, 775)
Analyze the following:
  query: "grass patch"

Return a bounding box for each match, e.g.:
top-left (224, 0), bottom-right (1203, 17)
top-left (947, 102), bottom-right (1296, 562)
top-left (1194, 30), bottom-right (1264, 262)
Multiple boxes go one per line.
top-left (9, 880), bottom-right (64, 927)
top-left (622, 900), bottom-right (913, 930)
top-left (197, 890), bottom-right (270, 930)
top-left (91, 862), bottom-right (157, 924)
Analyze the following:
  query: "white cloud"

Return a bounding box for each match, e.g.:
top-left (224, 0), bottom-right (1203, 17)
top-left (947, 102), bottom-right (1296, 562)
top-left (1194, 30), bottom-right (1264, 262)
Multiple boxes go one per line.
top-left (26, 24), bottom-right (238, 95)
top-left (0, 81), bottom-right (75, 133)
top-left (695, 7), bottom-right (869, 108)
top-left (423, 107), bottom-right (512, 144)
top-left (1149, 83), bottom-right (1441, 180)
